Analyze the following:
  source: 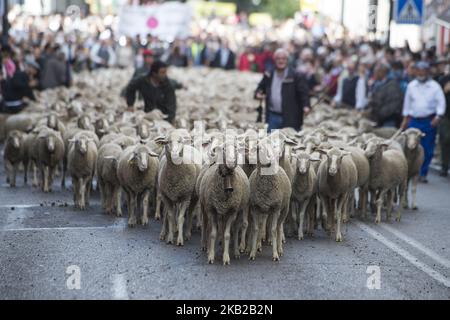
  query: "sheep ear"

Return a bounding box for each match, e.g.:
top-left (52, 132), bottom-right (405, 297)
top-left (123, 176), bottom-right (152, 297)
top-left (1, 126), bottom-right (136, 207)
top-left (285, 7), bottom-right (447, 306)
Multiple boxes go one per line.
top-left (128, 153), bottom-right (135, 162)
top-left (148, 150), bottom-right (159, 157)
top-left (284, 138), bottom-right (297, 146)
top-left (104, 156), bottom-right (117, 162)
top-left (154, 136), bottom-right (168, 145)
top-left (292, 145), bottom-right (305, 151)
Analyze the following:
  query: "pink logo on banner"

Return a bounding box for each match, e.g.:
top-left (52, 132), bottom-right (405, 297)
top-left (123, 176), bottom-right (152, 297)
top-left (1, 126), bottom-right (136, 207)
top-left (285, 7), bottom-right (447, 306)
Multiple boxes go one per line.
top-left (147, 17), bottom-right (159, 29)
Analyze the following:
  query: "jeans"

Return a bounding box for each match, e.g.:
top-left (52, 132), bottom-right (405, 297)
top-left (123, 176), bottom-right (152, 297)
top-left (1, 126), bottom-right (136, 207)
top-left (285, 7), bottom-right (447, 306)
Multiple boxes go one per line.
top-left (409, 117), bottom-right (437, 177)
top-left (267, 112), bottom-right (284, 132)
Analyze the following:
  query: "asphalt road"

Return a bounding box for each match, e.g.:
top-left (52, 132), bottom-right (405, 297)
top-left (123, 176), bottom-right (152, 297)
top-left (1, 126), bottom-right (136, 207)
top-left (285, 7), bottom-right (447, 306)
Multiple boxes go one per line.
top-left (0, 152), bottom-right (449, 300)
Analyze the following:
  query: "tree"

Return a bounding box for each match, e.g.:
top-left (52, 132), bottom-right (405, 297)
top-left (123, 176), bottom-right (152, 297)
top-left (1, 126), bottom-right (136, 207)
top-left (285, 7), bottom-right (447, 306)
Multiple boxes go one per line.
top-left (224, 0), bottom-right (299, 20)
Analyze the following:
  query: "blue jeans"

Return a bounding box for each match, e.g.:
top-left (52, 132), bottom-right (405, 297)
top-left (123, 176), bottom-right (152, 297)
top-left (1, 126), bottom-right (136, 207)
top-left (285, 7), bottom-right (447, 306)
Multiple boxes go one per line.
top-left (267, 112), bottom-right (283, 132)
top-left (409, 117), bottom-right (437, 177)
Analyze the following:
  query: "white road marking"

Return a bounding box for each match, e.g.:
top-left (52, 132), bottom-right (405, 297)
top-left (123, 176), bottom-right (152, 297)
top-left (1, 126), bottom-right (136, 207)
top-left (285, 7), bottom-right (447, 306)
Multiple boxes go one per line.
top-left (0, 204), bottom-right (44, 209)
top-left (112, 274), bottom-right (129, 300)
top-left (379, 223), bottom-right (450, 269)
top-left (354, 221), bottom-right (450, 288)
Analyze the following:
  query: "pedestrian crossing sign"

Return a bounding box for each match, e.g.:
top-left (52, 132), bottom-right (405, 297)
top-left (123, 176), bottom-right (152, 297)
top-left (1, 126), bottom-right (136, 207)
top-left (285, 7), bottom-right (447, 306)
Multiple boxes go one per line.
top-left (395, 0), bottom-right (424, 25)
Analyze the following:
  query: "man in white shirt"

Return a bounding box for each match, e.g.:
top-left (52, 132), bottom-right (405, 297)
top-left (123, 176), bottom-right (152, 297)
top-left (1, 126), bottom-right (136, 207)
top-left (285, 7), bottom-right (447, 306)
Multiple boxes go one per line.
top-left (401, 61), bottom-right (447, 182)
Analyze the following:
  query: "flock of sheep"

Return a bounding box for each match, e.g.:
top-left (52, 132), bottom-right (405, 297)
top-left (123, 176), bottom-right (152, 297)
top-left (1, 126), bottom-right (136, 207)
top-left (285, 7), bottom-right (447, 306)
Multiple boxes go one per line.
top-left (0, 67), bottom-right (425, 265)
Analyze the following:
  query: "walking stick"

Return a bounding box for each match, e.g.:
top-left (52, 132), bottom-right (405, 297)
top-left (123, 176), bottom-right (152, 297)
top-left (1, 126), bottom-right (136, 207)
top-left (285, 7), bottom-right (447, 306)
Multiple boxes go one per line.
top-left (256, 98), bottom-right (264, 123)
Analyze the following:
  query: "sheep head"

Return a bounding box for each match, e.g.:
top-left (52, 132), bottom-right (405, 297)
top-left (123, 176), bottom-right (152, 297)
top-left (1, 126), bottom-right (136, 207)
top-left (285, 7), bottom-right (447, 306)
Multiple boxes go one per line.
top-left (69, 135), bottom-right (94, 155)
top-left (318, 147), bottom-right (352, 177)
top-left (127, 145), bottom-right (158, 172)
top-left (7, 131), bottom-right (23, 149)
top-left (401, 128), bottom-right (425, 150)
top-left (293, 151), bottom-right (321, 174)
top-left (364, 138), bottom-right (389, 160)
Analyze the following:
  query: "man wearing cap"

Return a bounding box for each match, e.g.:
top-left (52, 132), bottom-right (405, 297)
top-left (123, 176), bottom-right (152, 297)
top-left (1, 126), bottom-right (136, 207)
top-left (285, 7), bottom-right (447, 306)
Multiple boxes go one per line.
top-left (126, 61), bottom-right (176, 123)
top-left (132, 49), bottom-right (154, 80)
top-left (401, 61), bottom-right (447, 183)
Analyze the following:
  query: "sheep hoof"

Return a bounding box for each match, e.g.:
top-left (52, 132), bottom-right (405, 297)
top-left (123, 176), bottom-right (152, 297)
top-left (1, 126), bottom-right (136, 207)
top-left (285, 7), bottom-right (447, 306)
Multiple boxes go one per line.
top-left (184, 234), bottom-right (191, 241)
top-left (201, 246), bottom-right (207, 252)
top-left (249, 255), bottom-right (256, 261)
top-left (335, 235), bottom-right (343, 242)
top-left (223, 256), bottom-right (230, 265)
top-left (154, 215), bottom-right (160, 221)
top-left (239, 247), bottom-right (246, 254)
top-left (141, 218), bottom-right (149, 226)
top-left (177, 240), bottom-right (184, 246)
top-left (116, 212), bottom-right (123, 217)
top-left (208, 257), bottom-right (214, 264)
top-left (412, 206), bottom-right (418, 210)
top-left (234, 254), bottom-right (240, 260)
top-left (375, 218), bottom-right (380, 224)
top-left (272, 255), bottom-right (280, 262)
top-left (298, 235), bottom-right (304, 240)
top-left (128, 222), bottom-right (136, 228)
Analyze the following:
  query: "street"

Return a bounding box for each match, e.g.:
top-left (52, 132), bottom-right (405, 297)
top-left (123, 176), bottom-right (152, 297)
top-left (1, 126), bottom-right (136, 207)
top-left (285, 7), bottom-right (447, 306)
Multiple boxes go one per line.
top-left (0, 153), bottom-right (449, 300)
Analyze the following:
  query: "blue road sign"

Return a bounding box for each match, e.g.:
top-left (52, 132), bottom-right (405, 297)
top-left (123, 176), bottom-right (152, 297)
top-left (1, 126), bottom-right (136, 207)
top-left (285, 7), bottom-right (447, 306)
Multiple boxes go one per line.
top-left (395, 0), bottom-right (424, 25)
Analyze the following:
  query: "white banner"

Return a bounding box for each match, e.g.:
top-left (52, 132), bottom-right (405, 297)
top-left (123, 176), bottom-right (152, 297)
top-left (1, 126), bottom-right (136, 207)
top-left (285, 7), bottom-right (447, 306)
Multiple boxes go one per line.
top-left (118, 2), bottom-right (193, 41)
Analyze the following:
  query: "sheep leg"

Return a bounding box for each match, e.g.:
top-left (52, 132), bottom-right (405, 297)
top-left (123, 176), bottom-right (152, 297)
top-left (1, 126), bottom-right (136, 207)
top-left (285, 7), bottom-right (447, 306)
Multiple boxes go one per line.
top-left (175, 201), bottom-right (188, 246)
top-left (403, 178), bottom-right (410, 209)
top-left (5, 161), bottom-right (13, 187)
top-left (386, 189), bottom-right (394, 222)
top-left (141, 190), bottom-right (150, 226)
top-left (184, 199), bottom-right (197, 241)
top-left (61, 157), bottom-right (67, 189)
top-left (239, 207), bottom-right (249, 253)
top-left (155, 190), bottom-right (162, 220)
top-left (223, 213), bottom-right (237, 265)
top-left (43, 166), bottom-right (50, 193)
top-left (200, 204), bottom-right (208, 251)
top-left (114, 187), bottom-right (123, 217)
top-left (258, 215), bottom-right (268, 251)
top-left (307, 199), bottom-right (315, 236)
top-left (72, 177), bottom-right (79, 208)
top-left (85, 178), bottom-right (92, 207)
top-left (396, 179), bottom-right (407, 222)
top-left (160, 206), bottom-right (168, 241)
top-left (10, 163), bottom-right (18, 188)
top-left (249, 212), bottom-right (260, 261)
top-left (98, 177), bottom-right (106, 210)
top-left (207, 213), bottom-right (217, 264)
top-left (277, 204), bottom-right (289, 257)
top-left (31, 162), bottom-right (38, 187)
top-left (315, 195), bottom-right (321, 230)
top-left (336, 194), bottom-right (346, 242)
top-left (104, 183), bottom-right (112, 215)
top-left (411, 175), bottom-right (418, 210)
top-left (271, 210), bottom-right (280, 261)
top-left (360, 187), bottom-right (368, 220)
top-left (23, 160), bottom-right (28, 185)
top-left (79, 178), bottom-right (86, 210)
top-left (49, 166), bottom-right (55, 192)
top-left (375, 190), bottom-right (386, 224)
top-left (298, 199), bottom-right (309, 240)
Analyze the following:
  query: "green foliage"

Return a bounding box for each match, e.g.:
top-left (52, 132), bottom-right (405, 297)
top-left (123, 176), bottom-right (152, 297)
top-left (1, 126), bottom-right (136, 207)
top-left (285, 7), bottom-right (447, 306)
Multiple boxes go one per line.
top-left (222, 0), bottom-right (299, 20)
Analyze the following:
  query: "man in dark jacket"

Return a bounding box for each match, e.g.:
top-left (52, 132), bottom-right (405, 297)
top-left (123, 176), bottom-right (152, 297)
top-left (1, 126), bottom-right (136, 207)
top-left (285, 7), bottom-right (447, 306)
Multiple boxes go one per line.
top-left (367, 63), bottom-right (404, 127)
top-left (126, 61), bottom-right (176, 123)
top-left (1, 65), bottom-right (36, 114)
top-left (211, 40), bottom-right (236, 70)
top-left (40, 46), bottom-right (67, 90)
top-left (254, 48), bottom-right (310, 131)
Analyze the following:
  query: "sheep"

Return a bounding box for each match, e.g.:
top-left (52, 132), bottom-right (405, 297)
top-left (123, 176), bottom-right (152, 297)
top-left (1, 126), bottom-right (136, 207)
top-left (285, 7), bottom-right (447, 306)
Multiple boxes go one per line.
top-left (343, 145), bottom-right (370, 220)
top-left (316, 147), bottom-right (358, 242)
top-left (117, 144), bottom-right (159, 226)
top-left (198, 142), bottom-right (250, 264)
top-left (3, 130), bottom-right (26, 187)
top-left (364, 138), bottom-right (408, 223)
top-left (248, 141), bottom-right (291, 261)
top-left (36, 129), bottom-right (65, 193)
top-left (290, 151), bottom-right (320, 240)
top-left (67, 132), bottom-right (98, 210)
top-left (396, 128), bottom-right (425, 210)
top-left (5, 114), bottom-right (35, 136)
top-left (156, 134), bottom-right (201, 246)
top-left (94, 118), bottom-right (110, 139)
top-left (97, 143), bottom-right (123, 216)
